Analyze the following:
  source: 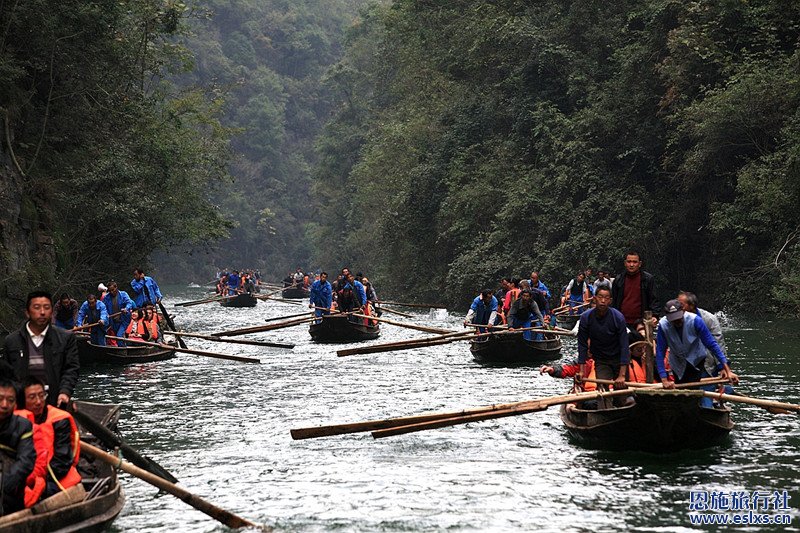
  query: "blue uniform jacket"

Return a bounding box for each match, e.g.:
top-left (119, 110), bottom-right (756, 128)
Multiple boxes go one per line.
top-left (470, 296), bottom-right (498, 325)
top-left (656, 313), bottom-right (727, 380)
top-left (102, 291), bottom-right (134, 325)
top-left (310, 280), bottom-right (332, 308)
top-left (76, 300), bottom-right (109, 327)
top-left (130, 276), bottom-right (163, 307)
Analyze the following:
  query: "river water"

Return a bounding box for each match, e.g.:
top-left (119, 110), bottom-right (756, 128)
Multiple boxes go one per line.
top-left (76, 287), bottom-right (800, 532)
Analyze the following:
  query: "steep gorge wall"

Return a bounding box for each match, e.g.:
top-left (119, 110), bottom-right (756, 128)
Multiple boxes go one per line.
top-left (0, 147), bottom-right (56, 332)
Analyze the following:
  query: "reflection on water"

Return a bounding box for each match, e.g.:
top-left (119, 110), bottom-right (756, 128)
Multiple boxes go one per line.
top-left (75, 288), bottom-right (800, 532)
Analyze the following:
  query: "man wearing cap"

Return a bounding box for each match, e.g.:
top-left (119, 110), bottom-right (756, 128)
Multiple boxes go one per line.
top-left (655, 299), bottom-right (738, 390)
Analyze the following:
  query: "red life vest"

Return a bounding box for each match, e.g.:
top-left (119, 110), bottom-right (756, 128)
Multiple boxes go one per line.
top-left (15, 406), bottom-right (82, 507)
top-left (126, 318), bottom-right (148, 339)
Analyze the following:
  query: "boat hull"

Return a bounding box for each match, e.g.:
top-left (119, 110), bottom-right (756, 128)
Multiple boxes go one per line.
top-left (0, 401), bottom-right (126, 533)
top-left (281, 287), bottom-right (310, 299)
top-left (556, 314), bottom-right (580, 330)
top-left (309, 314), bottom-right (380, 343)
top-left (77, 337), bottom-right (176, 365)
top-left (560, 389), bottom-right (734, 452)
top-left (220, 293), bottom-right (258, 307)
top-left (470, 333), bottom-right (562, 365)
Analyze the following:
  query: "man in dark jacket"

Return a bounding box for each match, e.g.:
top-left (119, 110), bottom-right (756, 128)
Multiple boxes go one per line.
top-left (611, 250), bottom-right (659, 327)
top-left (1, 291), bottom-right (80, 408)
top-left (0, 378), bottom-right (36, 515)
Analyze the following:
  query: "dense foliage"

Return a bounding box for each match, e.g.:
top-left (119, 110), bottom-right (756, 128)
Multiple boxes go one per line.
top-left (154, 0), bottom-right (367, 282)
top-left (312, 0), bottom-right (800, 312)
top-left (0, 0), bottom-right (231, 322)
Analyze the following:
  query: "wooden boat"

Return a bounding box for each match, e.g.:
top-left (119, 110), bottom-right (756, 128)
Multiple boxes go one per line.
top-left (309, 313), bottom-right (380, 343)
top-left (77, 336), bottom-right (176, 365)
top-left (560, 388), bottom-right (734, 452)
top-left (219, 293), bottom-right (258, 308)
top-left (556, 313), bottom-right (580, 330)
top-left (0, 401), bottom-right (126, 532)
top-left (470, 332), bottom-right (562, 365)
top-left (281, 286), bottom-right (310, 299)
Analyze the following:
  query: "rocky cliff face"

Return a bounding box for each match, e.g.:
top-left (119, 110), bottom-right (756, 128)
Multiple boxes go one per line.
top-left (0, 149), bottom-right (56, 333)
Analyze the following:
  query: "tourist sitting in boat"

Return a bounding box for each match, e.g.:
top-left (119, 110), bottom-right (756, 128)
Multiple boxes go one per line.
top-left (561, 271), bottom-right (590, 314)
top-left (577, 286), bottom-right (629, 406)
top-left (131, 268), bottom-right (163, 308)
top-left (126, 309), bottom-right (151, 341)
top-left (242, 274), bottom-right (256, 294)
top-left (507, 290), bottom-right (544, 340)
top-left (0, 378), bottom-right (36, 515)
top-left (464, 290), bottom-right (499, 333)
top-left (144, 305), bottom-right (163, 343)
top-left (656, 300), bottom-right (738, 405)
top-left (15, 376), bottom-right (81, 507)
top-left (102, 282), bottom-right (134, 347)
top-left (309, 272), bottom-right (333, 322)
top-left (75, 294), bottom-right (109, 346)
top-left (52, 293), bottom-right (79, 330)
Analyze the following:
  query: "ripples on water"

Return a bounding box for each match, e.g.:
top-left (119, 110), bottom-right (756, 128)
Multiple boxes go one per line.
top-left (76, 288), bottom-right (800, 532)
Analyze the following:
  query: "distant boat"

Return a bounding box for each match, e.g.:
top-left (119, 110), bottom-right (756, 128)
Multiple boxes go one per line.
top-left (220, 293), bottom-right (258, 308)
top-left (282, 286), bottom-right (310, 299)
top-left (470, 332), bottom-right (562, 365)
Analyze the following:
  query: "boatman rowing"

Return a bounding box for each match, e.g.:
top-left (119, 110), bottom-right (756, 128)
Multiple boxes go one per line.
top-left (577, 286), bottom-right (630, 397)
top-left (464, 290), bottom-right (499, 333)
top-left (656, 299), bottom-right (738, 393)
top-left (309, 272), bottom-right (333, 322)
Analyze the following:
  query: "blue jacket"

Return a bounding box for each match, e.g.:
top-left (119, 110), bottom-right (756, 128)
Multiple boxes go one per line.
top-left (130, 276), bottom-right (163, 307)
top-left (352, 280), bottom-right (367, 306)
top-left (531, 280), bottom-right (551, 299)
top-left (227, 274), bottom-right (241, 290)
top-left (577, 307), bottom-right (629, 365)
top-left (310, 280), bottom-right (333, 308)
top-left (102, 291), bottom-right (134, 325)
top-left (76, 300), bottom-right (109, 327)
top-left (656, 312), bottom-right (727, 380)
top-left (469, 296), bottom-right (498, 325)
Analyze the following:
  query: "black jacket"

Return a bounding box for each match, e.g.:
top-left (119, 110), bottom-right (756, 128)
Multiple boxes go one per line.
top-left (0, 414), bottom-right (36, 514)
top-left (1, 324), bottom-right (80, 406)
top-left (611, 270), bottom-right (660, 319)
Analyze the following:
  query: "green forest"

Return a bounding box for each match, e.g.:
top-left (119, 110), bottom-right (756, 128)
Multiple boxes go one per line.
top-left (1, 0), bottom-right (799, 324)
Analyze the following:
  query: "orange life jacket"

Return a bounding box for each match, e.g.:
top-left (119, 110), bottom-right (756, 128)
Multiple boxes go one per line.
top-left (580, 360), bottom-right (597, 392)
top-left (15, 406), bottom-right (82, 507)
top-left (627, 358), bottom-right (647, 383)
top-left (126, 319), bottom-right (148, 339)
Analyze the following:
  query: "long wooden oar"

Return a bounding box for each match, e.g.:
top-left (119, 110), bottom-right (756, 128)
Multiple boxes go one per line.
top-left (371, 389), bottom-right (636, 439)
top-left (291, 389), bottom-right (634, 440)
top-left (375, 306), bottom-right (415, 318)
top-left (337, 330), bottom-right (474, 357)
top-left (80, 442), bottom-right (266, 530)
top-left (174, 295), bottom-right (229, 307)
top-left (70, 407), bottom-right (178, 483)
top-left (74, 311), bottom-right (122, 331)
top-left (164, 330), bottom-right (294, 349)
top-left (265, 311), bottom-right (313, 323)
top-left (212, 316), bottom-right (314, 337)
top-left (582, 377), bottom-right (731, 390)
top-left (104, 335), bottom-right (260, 364)
top-left (158, 302), bottom-right (188, 350)
top-left (701, 391), bottom-right (800, 413)
top-left (349, 313), bottom-right (456, 334)
top-left (377, 300), bottom-right (446, 309)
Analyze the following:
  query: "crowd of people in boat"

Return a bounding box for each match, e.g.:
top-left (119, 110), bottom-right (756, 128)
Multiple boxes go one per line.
top-left (50, 269), bottom-right (166, 348)
top-left (465, 250), bottom-right (738, 407)
top-left (307, 267), bottom-right (380, 324)
top-left (214, 268), bottom-right (261, 296)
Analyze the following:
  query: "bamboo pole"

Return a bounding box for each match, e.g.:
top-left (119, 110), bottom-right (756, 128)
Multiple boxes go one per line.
top-left (349, 313), bottom-right (456, 334)
top-left (212, 316), bottom-right (314, 337)
top-left (376, 300), bottom-right (447, 309)
top-left (163, 331), bottom-right (294, 349)
top-left (74, 311), bottom-right (122, 331)
top-left (80, 442), bottom-right (267, 530)
top-left (104, 335), bottom-right (260, 364)
top-left (376, 306), bottom-right (415, 318)
top-left (175, 295), bottom-right (231, 307)
top-left (291, 389), bottom-right (635, 440)
top-left (643, 310), bottom-right (655, 382)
